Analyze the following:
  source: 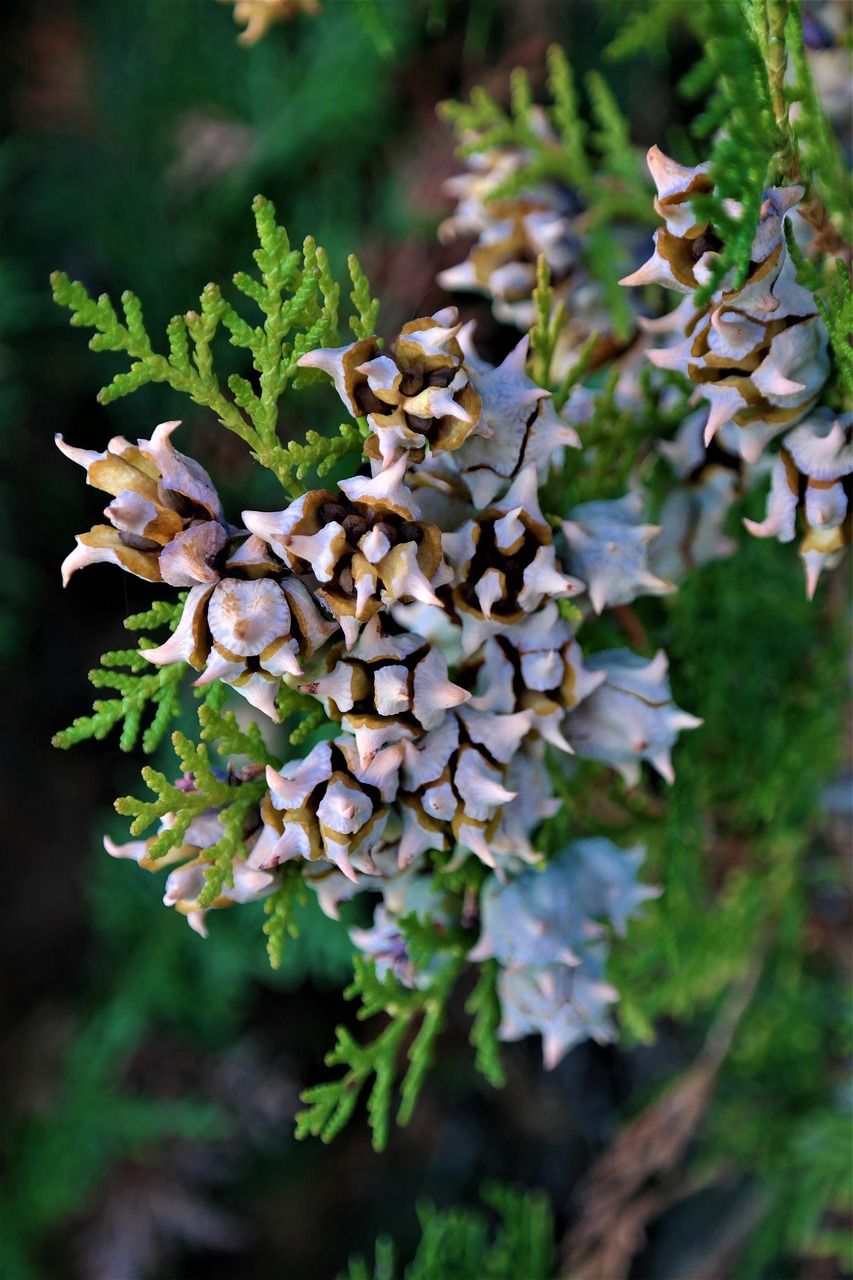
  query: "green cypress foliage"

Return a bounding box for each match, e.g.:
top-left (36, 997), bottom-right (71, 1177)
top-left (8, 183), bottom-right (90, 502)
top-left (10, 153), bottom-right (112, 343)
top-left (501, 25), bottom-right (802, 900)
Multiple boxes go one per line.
top-left (296, 955), bottom-right (465, 1152)
top-left (52, 600), bottom-right (186, 753)
top-left (342, 1183), bottom-right (555, 1280)
top-left (52, 197), bottom-right (375, 497)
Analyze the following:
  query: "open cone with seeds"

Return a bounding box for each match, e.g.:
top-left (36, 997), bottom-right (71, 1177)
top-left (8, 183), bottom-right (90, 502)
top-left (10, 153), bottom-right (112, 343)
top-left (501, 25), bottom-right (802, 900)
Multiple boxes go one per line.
top-left (57, 257), bottom-right (702, 1078)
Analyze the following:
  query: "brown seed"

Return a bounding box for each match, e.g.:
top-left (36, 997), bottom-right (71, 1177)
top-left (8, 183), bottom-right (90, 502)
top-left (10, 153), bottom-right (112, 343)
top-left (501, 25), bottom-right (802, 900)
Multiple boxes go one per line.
top-left (690, 230), bottom-right (723, 261)
top-left (354, 382), bottom-right (387, 416)
top-left (502, 553), bottom-right (530, 584)
top-left (119, 530), bottom-right (162, 551)
top-left (399, 364), bottom-right (425, 397)
top-left (397, 521), bottom-right (423, 544)
top-left (342, 514), bottom-right (372, 544)
top-left (406, 414), bottom-right (432, 434)
top-left (319, 501), bottom-right (350, 526)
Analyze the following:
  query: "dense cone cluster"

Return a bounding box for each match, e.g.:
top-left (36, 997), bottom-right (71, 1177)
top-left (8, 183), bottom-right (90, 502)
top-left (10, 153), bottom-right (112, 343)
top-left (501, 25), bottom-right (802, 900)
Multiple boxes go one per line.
top-left (471, 840), bottom-right (659, 1067)
top-left (744, 408), bottom-right (853, 596)
top-left (437, 122), bottom-right (623, 375)
top-left (621, 147), bottom-right (849, 595)
top-left (59, 304), bottom-right (702, 1068)
top-left (437, 117), bottom-right (583, 331)
top-left (623, 148), bottom-right (829, 464)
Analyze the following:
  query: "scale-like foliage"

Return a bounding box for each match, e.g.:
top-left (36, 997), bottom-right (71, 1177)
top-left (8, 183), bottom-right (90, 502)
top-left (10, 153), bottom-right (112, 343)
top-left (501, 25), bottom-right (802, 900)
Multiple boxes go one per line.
top-left (296, 956), bottom-right (464, 1152)
top-left (680, 0), bottom-right (786, 305)
top-left (114, 728), bottom-right (267, 905)
top-left (52, 198), bottom-right (375, 497)
top-left (605, 0), bottom-right (675, 62)
top-left (528, 256), bottom-right (600, 405)
top-left (53, 600), bottom-right (186, 753)
top-left (347, 253), bottom-right (381, 341)
top-left (276, 683), bottom-right (332, 746)
top-left (465, 959), bottom-right (506, 1089)
top-left (196, 682), bottom-right (281, 768)
top-left (342, 1183), bottom-right (555, 1280)
top-left (786, 0), bottom-right (853, 241)
top-left (442, 45), bottom-right (652, 213)
top-left (814, 262), bottom-right (853, 401)
top-left (263, 868), bottom-right (310, 970)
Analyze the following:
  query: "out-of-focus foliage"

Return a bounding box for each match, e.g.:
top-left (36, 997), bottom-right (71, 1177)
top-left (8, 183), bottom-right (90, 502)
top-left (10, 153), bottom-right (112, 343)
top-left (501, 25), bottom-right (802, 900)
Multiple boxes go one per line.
top-left (343, 1183), bottom-right (555, 1280)
top-left (3, 842), bottom-right (354, 1278)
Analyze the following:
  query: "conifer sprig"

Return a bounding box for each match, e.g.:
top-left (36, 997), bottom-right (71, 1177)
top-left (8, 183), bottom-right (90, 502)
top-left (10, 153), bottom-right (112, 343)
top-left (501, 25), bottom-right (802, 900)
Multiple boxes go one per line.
top-left (296, 955), bottom-right (465, 1151)
top-left (681, 0), bottom-right (785, 306)
top-left (53, 601), bottom-right (186, 753)
top-left (347, 254), bottom-right (381, 341)
top-left (197, 684), bottom-right (282, 769)
top-left (343, 1183), bottom-right (555, 1280)
top-left (527, 254), bottom-right (601, 407)
top-left (276, 683), bottom-right (332, 746)
top-left (609, 1), bottom-right (850, 272)
top-left (114, 729), bottom-right (267, 900)
top-left (52, 197), bottom-right (374, 497)
top-left (263, 421), bottom-right (366, 486)
top-left (465, 959), bottom-right (506, 1089)
top-left (785, 228), bottom-right (853, 402)
top-left (786, 0), bottom-right (853, 244)
top-left (440, 45), bottom-right (651, 220)
top-left (263, 869), bottom-right (310, 969)
top-left (604, 0), bottom-right (674, 62)
top-left (528, 255), bottom-right (566, 391)
top-left (814, 261), bottom-right (853, 400)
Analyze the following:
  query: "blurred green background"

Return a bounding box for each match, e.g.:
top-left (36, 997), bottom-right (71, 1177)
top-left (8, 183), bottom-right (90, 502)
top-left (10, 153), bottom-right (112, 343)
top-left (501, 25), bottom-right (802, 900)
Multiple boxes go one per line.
top-left (1, 2), bottom-right (850, 1277)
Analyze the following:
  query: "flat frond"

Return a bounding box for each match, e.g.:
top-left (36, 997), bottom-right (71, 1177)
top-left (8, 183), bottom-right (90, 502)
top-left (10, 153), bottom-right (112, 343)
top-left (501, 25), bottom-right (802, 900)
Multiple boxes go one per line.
top-left (528, 255), bottom-right (566, 391)
top-left (347, 1183), bottom-right (554, 1280)
top-left (276, 682), bottom-right (334, 745)
top-left (680, 0), bottom-right (795, 305)
top-left (786, 0), bottom-right (853, 239)
top-left (605, 0), bottom-right (675, 62)
top-left (347, 254), bottom-right (381, 341)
